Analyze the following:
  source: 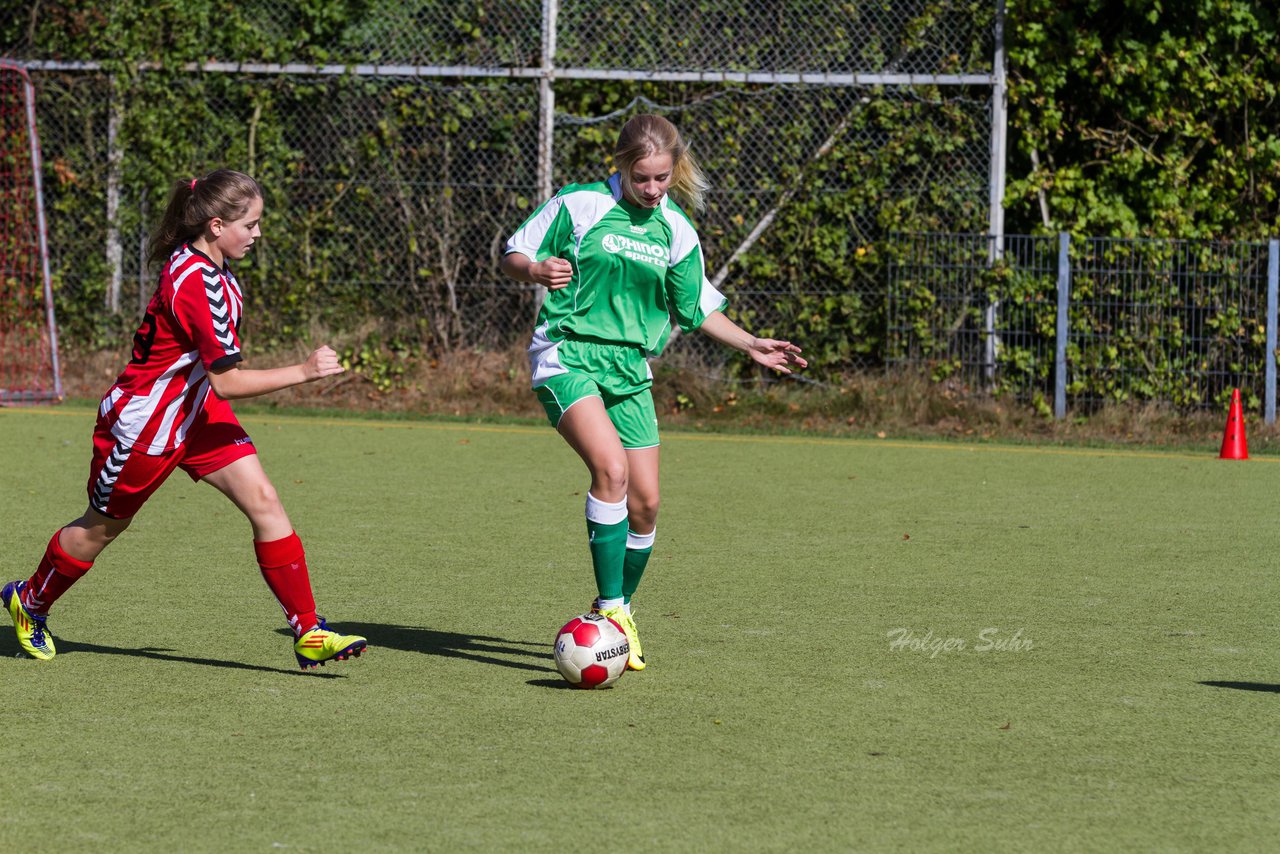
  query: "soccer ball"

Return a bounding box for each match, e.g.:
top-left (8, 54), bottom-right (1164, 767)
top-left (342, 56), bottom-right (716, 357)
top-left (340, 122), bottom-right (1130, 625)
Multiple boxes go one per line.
top-left (553, 612), bottom-right (630, 689)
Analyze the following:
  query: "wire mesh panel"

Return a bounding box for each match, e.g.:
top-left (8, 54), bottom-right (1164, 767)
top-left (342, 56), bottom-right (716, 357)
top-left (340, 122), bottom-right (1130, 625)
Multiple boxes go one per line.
top-left (4, 1), bottom-right (992, 76)
top-left (242, 76), bottom-right (544, 351)
top-left (3, 0), bottom-right (1002, 392)
top-left (26, 72), bottom-right (544, 352)
top-left (284, 0), bottom-right (544, 67)
top-left (1069, 238), bottom-right (1271, 412)
top-left (889, 233), bottom-right (1274, 413)
top-left (994, 236), bottom-right (1061, 407)
top-left (555, 0), bottom-right (995, 75)
top-left (553, 85), bottom-right (993, 377)
top-left (0, 63), bottom-right (60, 403)
top-left (888, 233), bottom-right (1058, 404)
top-left (22, 72), bottom-right (118, 345)
top-left (2, 1), bottom-right (545, 68)
top-left (21, 71), bottom-right (993, 366)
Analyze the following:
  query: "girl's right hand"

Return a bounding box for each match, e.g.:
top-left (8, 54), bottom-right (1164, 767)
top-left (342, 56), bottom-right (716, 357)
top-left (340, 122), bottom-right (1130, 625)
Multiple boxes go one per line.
top-left (531, 257), bottom-right (574, 290)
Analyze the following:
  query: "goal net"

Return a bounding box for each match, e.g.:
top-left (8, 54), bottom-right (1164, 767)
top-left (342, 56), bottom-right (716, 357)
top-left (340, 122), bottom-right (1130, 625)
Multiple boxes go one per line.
top-left (0, 62), bottom-right (62, 404)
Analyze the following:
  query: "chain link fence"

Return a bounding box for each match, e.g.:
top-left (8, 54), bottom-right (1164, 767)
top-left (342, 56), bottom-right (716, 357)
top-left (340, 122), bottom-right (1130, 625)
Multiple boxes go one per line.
top-left (2, 0), bottom-right (1001, 384)
top-left (6, 1), bottom-right (995, 74)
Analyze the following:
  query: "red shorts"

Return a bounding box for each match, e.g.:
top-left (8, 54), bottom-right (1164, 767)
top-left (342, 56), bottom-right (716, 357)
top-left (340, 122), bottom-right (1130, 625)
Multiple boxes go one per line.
top-left (87, 406), bottom-right (257, 519)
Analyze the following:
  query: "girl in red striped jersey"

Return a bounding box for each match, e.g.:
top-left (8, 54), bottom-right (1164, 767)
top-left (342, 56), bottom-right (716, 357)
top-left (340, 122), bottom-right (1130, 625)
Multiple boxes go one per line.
top-left (2, 169), bottom-right (366, 670)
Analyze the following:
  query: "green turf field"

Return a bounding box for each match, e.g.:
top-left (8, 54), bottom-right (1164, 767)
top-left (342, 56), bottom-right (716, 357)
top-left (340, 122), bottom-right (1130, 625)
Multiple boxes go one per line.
top-left (2, 407), bottom-right (1278, 852)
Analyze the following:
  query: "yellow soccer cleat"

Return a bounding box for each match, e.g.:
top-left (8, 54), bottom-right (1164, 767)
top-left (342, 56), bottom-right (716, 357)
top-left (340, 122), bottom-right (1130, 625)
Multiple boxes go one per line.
top-left (595, 603), bottom-right (645, 671)
top-left (294, 618), bottom-right (366, 669)
top-left (2, 581), bottom-right (56, 661)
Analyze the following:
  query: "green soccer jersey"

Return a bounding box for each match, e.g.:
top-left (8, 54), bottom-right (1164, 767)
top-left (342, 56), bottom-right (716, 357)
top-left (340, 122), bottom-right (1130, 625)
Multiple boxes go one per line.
top-left (505, 173), bottom-right (727, 358)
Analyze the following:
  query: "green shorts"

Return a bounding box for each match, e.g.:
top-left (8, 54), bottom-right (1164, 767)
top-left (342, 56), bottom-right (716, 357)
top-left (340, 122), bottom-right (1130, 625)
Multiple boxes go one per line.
top-left (531, 335), bottom-right (660, 449)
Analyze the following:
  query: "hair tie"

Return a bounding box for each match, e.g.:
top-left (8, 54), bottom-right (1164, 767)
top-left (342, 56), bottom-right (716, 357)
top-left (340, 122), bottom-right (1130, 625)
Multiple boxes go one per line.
top-left (189, 178), bottom-right (198, 191)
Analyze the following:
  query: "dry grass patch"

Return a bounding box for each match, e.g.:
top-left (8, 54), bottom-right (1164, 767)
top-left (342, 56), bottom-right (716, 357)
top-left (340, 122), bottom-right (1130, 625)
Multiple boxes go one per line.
top-left (57, 344), bottom-right (1279, 452)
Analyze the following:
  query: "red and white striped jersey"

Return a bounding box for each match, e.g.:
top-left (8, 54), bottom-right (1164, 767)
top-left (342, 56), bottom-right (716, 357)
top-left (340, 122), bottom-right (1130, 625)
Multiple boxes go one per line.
top-left (98, 244), bottom-right (244, 454)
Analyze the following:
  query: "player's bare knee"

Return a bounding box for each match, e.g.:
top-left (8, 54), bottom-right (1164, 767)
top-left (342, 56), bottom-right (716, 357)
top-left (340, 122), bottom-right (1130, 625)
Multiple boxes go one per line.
top-left (629, 495), bottom-right (660, 528)
top-left (68, 511), bottom-right (132, 545)
top-left (595, 460), bottom-right (629, 496)
top-left (99, 519), bottom-right (131, 545)
top-left (239, 481), bottom-right (285, 520)
top-left (57, 519), bottom-right (125, 563)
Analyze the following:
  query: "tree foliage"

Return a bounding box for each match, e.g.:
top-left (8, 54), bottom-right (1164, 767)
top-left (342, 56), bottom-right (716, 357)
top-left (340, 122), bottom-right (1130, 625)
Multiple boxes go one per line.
top-left (1006, 0), bottom-right (1280, 238)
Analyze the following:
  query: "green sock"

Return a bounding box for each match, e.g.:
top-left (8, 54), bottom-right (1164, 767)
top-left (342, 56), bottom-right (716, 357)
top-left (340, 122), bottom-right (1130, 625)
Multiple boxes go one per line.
top-left (622, 529), bottom-right (656, 603)
top-left (587, 518), bottom-right (628, 600)
top-left (585, 493), bottom-right (629, 601)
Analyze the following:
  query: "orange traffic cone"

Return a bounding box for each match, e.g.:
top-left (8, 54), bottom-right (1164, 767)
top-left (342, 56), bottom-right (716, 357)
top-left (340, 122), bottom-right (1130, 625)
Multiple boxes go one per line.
top-left (1219, 388), bottom-right (1249, 460)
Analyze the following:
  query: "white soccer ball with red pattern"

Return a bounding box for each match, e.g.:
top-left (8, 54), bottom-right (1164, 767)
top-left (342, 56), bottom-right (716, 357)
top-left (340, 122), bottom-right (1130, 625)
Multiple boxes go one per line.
top-left (553, 612), bottom-right (630, 689)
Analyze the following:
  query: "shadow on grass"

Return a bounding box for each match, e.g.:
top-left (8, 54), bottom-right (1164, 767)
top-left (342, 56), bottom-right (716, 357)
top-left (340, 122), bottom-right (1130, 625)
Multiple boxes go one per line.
top-left (281, 622), bottom-right (556, 675)
top-left (1199, 680), bottom-right (1280, 694)
top-left (4, 637), bottom-right (343, 678)
top-left (526, 677), bottom-right (609, 690)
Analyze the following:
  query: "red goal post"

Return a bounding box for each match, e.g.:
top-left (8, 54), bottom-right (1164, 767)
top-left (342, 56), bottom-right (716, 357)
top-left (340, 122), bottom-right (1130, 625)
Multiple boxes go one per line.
top-left (0, 61), bottom-right (62, 404)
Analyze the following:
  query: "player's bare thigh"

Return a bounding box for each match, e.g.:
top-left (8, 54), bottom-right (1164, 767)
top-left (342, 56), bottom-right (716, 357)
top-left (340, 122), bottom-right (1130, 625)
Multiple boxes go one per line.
top-left (557, 395), bottom-right (628, 503)
top-left (202, 454), bottom-right (293, 541)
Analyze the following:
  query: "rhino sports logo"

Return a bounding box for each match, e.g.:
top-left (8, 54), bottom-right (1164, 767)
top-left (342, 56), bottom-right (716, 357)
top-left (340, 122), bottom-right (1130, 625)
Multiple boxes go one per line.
top-left (602, 233), bottom-right (667, 268)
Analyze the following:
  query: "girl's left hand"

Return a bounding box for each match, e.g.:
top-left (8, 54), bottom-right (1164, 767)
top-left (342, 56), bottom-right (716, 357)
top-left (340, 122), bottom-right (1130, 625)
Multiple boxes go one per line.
top-left (748, 338), bottom-right (808, 374)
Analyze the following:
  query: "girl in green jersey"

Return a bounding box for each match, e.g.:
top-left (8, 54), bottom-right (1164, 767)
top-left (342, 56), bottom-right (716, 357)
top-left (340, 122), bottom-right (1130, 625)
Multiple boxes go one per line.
top-left (501, 114), bottom-right (806, 671)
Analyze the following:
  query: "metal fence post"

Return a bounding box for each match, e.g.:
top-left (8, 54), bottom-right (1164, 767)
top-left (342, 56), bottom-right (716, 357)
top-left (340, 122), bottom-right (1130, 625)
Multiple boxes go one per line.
top-left (1268, 238), bottom-right (1279, 424)
top-left (105, 75), bottom-right (123, 313)
top-left (537, 0), bottom-right (557, 204)
top-left (532, 0), bottom-right (558, 316)
top-left (986, 0), bottom-right (1007, 247)
top-left (983, 0), bottom-right (1007, 384)
top-left (21, 64), bottom-right (63, 399)
top-left (1055, 231), bottom-right (1069, 419)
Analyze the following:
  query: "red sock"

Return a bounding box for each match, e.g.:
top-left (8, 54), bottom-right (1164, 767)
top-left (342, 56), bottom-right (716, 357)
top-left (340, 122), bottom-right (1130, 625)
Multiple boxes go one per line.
top-left (254, 532), bottom-right (318, 637)
top-left (23, 530), bottom-right (94, 614)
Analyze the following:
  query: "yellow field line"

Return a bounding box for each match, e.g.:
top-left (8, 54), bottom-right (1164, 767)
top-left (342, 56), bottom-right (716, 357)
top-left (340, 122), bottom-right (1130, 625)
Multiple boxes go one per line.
top-left (2, 405), bottom-right (1266, 464)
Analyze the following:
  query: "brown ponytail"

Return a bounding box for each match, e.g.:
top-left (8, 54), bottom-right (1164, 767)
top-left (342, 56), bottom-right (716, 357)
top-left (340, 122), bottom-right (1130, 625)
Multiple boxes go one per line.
top-left (148, 169), bottom-right (263, 267)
